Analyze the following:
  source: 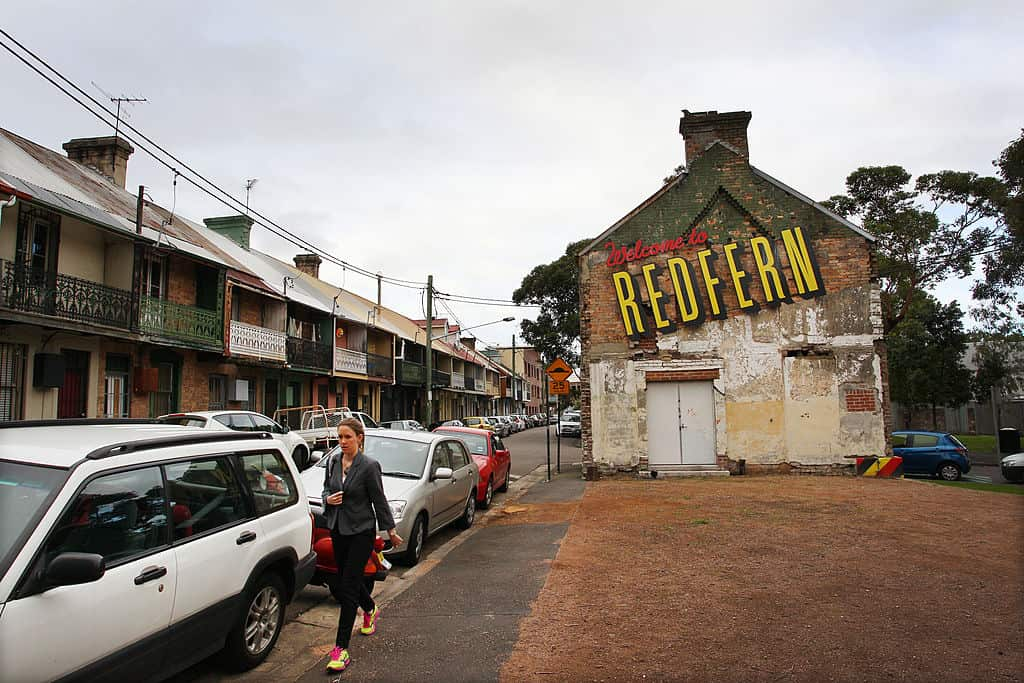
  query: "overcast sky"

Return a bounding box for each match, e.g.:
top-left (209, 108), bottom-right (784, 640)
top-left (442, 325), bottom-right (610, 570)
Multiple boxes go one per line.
top-left (3, 2), bottom-right (1021, 346)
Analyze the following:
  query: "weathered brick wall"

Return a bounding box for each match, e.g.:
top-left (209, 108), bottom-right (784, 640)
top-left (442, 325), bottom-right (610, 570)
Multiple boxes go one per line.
top-left (167, 257), bottom-right (197, 306)
top-left (581, 142), bottom-right (887, 472)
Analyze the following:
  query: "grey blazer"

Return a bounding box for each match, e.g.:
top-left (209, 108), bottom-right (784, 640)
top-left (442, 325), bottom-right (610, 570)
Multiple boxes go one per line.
top-left (321, 451), bottom-right (396, 536)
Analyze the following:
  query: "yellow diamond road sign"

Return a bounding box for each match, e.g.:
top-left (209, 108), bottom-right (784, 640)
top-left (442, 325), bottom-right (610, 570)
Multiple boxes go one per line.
top-left (545, 358), bottom-right (572, 381)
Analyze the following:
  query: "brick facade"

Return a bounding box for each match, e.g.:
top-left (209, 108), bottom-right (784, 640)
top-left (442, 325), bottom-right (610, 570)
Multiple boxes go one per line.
top-left (580, 110), bottom-right (889, 475)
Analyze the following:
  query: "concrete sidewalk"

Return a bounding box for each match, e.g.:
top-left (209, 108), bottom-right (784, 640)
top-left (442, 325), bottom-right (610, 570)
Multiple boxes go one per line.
top-left (282, 467), bottom-right (585, 682)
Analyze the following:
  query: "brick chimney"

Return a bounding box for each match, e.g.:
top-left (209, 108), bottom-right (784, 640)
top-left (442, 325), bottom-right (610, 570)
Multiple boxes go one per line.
top-left (679, 110), bottom-right (752, 165)
top-left (293, 253), bottom-right (322, 279)
top-left (63, 136), bottom-right (134, 188)
top-left (460, 336), bottom-right (476, 351)
top-left (204, 215), bottom-right (254, 250)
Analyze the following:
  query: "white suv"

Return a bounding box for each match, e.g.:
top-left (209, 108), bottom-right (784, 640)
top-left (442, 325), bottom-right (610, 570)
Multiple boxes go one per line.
top-left (157, 410), bottom-right (312, 471)
top-left (0, 420), bottom-right (316, 682)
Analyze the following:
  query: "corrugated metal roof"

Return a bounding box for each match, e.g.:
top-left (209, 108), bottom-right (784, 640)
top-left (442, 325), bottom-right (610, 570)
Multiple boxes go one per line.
top-left (0, 127), bottom-right (264, 274)
top-left (0, 172), bottom-right (140, 238)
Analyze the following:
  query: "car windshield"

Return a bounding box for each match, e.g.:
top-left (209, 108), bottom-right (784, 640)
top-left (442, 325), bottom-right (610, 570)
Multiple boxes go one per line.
top-left (314, 438), bottom-right (429, 477)
top-left (464, 418), bottom-right (481, 426)
top-left (438, 431), bottom-right (488, 456)
top-left (157, 415), bottom-right (207, 428)
top-left (0, 461), bottom-right (68, 576)
top-left (563, 414), bottom-right (581, 423)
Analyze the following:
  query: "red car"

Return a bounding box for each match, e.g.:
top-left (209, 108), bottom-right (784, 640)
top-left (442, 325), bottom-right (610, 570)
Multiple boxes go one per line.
top-left (433, 426), bottom-right (512, 508)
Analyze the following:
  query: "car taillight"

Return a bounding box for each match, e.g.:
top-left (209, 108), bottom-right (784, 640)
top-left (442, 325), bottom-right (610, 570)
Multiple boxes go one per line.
top-left (955, 447), bottom-right (967, 456)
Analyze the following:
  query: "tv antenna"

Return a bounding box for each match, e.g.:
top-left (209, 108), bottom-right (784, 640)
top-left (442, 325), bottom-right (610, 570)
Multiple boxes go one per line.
top-left (91, 81), bottom-right (146, 142)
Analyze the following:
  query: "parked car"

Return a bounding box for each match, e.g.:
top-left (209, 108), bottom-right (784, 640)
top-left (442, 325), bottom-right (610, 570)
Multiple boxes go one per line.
top-left (434, 426), bottom-right (512, 508)
top-left (0, 420), bottom-right (315, 682)
top-left (158, 410), bottom-right (313, 470)
top-left (271, 406), bottom-right (380, 452)
top-left (381, 419), bottom-right (427, 432)
top-left (441, 419), bottom-right (465, 427)
top-left (891, 430), bottom-right (971, 481)
top-left (301, 431), bottom-right (479, 566)
top-left (1001, 452), bottom-right (1024, 483)
top-left (558, 412), bottom-right (582, 437)
top-left (462, 416), bottom-right (496, 433)
top-left (489, 416), bottom-right (512, 437)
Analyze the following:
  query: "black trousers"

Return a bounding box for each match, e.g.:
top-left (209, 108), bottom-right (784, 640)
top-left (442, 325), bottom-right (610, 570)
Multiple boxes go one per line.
top-left (330, 529), bottom-right (376, 648)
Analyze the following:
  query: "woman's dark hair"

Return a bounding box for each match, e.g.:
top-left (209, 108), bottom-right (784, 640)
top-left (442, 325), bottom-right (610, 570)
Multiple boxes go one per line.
top-left (337, 417), bottom-right (365, 443)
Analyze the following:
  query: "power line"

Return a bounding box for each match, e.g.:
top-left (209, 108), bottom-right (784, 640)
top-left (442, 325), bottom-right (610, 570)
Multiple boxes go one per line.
top-left (0, 28), bottom-right (425, 291)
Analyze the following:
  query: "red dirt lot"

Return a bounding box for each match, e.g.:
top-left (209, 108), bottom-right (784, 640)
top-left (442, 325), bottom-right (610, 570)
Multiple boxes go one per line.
top-left (501, 476), bottom-right (1024, 683)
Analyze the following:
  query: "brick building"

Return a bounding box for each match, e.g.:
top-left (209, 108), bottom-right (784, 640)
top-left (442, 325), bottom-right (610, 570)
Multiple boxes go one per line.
top-left (579, 110), bottom-right (889, 476)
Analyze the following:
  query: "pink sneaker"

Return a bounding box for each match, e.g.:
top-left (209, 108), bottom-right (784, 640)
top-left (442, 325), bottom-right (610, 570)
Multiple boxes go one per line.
top-left (360, 605), bottom-right (380, 635)
top-left (326, 646), bottom-right (350, 671)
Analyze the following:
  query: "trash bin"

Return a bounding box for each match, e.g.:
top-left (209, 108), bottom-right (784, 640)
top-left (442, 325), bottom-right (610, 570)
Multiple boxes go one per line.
top-left (999, 427), bottom-right (1021, 454)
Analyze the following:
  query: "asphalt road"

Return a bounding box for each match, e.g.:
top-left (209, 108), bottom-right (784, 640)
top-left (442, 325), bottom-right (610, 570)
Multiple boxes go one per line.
top-left (169, 425), bottom-right (581, 682)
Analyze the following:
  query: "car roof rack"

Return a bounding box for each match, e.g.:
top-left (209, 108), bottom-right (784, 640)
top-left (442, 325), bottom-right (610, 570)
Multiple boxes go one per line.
top-left (0, 418), bottom-right (162, 429)
top-left (85, 430), bottom-right (274, 461)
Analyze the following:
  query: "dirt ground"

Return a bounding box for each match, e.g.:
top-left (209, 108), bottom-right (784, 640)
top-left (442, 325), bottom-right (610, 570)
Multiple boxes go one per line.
top-left (500, 476), bottom-right (1024, 683)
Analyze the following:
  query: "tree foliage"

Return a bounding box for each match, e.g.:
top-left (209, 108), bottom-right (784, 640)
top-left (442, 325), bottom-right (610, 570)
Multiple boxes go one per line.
top-left (888, 292), bottom-right (973, 427)
top-left (974, 129), bottom-right (1024, 322)
top-left (822, 166), bottom-right (1001, 333)
top-left (512, 239), bottom-right (590, 366)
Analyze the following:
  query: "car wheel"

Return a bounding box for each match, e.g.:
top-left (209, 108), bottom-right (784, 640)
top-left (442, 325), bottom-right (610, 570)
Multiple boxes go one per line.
top-left (497, 466), bottom-right (510, 492)
top-left (399, 514), bottom-right (427, 566)
top-left (480, 478), bottom-right (493, 509)
top-left (221, 572), bottom-right (286, 671)
top-left (457, 492), bottom-right (476, 529)
top-left (937, 462), bottom-right (962, 481)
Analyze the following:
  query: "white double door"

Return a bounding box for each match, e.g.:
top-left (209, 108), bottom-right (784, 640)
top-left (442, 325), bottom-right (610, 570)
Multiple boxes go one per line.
top-left (647, 381), bottom-right (716, 466)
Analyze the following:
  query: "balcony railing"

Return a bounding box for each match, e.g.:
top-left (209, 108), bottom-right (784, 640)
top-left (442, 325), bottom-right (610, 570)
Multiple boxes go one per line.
top-left (398, 360), bottom-right (426, 386)
top-left (335, 347), bottom-right (368, 375)
top-left (451, 372), bottom-right (465, 390)
top-left (229, 320), bottom-right (286, 361)
top-left (0, 259), bottom-right (132, 329)
top-left (367, 352), bottom-right (393, 380)
top-left (486, 381), bottom-right (499, 396)
top-left (432, 369), bottom-right (450, 388)
top-left (141, 295), bottom-right (222, 348)
top-left (287, 336), bottom-right (332, 371)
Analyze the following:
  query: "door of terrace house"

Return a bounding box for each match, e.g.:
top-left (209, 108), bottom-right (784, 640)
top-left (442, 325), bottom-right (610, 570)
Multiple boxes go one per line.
top-left (646, 381), bottom-right (716, 466)
top-left (58, 350), bottom-right (89, 418)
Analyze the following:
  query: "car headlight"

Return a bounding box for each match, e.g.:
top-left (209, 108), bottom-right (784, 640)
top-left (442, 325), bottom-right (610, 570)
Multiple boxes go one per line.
top-left (389, 500), bottom-right (407, 521)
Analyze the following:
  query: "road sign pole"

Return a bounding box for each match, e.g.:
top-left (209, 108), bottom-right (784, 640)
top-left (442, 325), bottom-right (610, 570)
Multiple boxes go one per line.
top-left (545, 374), bottom-right (551, 482)
top-left (556, 394), bottom-right (561, 475)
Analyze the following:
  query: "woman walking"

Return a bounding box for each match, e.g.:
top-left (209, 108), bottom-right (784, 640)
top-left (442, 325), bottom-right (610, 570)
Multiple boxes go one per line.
top-left (322, 417), bottom-right (403, 672)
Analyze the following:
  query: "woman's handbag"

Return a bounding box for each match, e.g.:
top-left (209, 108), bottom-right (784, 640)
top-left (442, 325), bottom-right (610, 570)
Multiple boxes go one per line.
top-left (363, 535), bottom-right (390, 582)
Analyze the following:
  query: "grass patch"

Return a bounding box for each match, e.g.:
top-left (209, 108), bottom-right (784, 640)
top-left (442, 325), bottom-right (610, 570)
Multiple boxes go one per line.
top-left (926, 480), bottom-right (1024, 495)
top-left (954, 434), bottom-right (996, 452)
top-left (690, 518), bottom-right (711, 525)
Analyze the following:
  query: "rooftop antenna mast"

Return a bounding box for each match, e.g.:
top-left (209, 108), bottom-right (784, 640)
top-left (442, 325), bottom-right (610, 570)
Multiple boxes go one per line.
top-left (92, 81), bottom-right (146, 178)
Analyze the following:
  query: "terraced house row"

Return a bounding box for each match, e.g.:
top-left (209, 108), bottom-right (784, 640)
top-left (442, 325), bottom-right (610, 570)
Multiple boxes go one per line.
top-left (0, 129), bottom-right (539, 424)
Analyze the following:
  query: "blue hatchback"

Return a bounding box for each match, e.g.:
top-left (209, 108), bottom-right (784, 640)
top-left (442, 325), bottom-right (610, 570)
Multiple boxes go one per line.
top-left (892, 430), bottom-right (971, 481)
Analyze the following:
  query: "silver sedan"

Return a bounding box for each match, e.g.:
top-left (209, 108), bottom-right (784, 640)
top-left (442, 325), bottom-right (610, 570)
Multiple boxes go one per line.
top-left (301, 431), bottom-right (479, 566)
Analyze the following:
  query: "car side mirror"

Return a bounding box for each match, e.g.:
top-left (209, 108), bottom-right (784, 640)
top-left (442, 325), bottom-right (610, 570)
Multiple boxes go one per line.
top-left (46, 552), bottom-right (105, 587)
top-left (433, 467), bottom-right (453, 480)
top-left (312, 449), bottom-right (325, 460)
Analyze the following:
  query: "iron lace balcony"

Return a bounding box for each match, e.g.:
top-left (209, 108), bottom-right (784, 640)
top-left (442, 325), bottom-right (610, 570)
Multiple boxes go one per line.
top-left (0, 259), bottom-right (132, 330)
top-left (229, 320), bottom-right (287, 362)
top-left (139, 295), bottom-right (223, 350)
top-left (287, 336), bottom-right (332, 371)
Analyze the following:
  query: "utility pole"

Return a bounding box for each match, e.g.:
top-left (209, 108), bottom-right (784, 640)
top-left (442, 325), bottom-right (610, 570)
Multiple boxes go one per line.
top-left (377, 273), bottom-right (382, 307)
top-left (511, 334), bottom-right (517, 415)
top-left (545, 374), bottom-right (551, 481)
top-left (424, 275), bottom-right (433, 428)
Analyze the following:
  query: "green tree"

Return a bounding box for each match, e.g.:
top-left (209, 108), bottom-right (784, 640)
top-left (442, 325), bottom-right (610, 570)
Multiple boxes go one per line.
top-left (974, 129), bottom-right (1024, 323)
top-left (823, 166), bottom-right (1001, 333)
top-left (512, 239), bottom-right (590, 365)
top-left (888, 293), bottom-right (973, 429)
